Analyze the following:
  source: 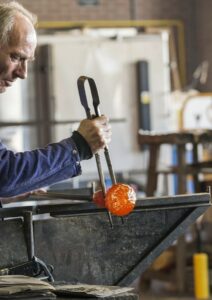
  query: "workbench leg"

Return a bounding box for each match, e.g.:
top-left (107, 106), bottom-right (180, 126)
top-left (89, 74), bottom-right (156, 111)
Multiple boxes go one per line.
top-left (176, 145), bottom-right (187, 294)
top-left (192, 142), bottom-right (201, 192)
top-left (176, 144), bottom-right (187, 194)
top-left (146, 145), bottom-right (159, 196)
top-left (176, 235), bottom-right (187, 294)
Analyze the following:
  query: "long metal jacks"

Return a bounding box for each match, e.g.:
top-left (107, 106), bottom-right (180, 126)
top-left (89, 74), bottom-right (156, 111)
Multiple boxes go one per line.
top-left (77, 76), bottom-right (116, 228)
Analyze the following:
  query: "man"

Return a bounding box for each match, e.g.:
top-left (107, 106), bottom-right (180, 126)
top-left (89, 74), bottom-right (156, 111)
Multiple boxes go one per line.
top-left (0, 1), bottom-right (111, 198)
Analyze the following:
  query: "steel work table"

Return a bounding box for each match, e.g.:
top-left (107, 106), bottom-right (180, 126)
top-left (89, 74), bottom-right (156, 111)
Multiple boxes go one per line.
top-left (0, 193), bottom-right (210, 294)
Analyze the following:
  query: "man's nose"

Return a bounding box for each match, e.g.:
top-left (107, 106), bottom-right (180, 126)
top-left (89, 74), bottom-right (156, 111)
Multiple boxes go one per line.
top-left (14, 61), bottom-right (28, 79)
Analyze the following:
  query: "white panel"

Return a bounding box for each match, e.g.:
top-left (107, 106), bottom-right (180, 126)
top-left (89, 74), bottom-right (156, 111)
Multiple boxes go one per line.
top-left (0, 81), bottom-right (24, 151)
top-left (0, 80), bottom-right (22, 121)
top-left (41, 33), bottom-right (171, 174)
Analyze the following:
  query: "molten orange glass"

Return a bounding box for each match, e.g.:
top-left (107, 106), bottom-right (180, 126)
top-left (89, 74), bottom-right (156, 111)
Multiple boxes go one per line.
top-left (93, 190), bottom-right (106, 208)
top-left (105, 183), bottom-right (136, 216)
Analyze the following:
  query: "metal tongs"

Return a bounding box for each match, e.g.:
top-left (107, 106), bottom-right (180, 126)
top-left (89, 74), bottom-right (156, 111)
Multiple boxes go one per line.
top-left (77, 76), bottom-right (116, 228)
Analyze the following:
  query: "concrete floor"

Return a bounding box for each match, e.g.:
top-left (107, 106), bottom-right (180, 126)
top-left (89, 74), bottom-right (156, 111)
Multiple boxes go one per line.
top-left (129, 292), bottom-right (201, 300)
top-left (142, 296), bottom-right (201, 300)
top-left (141, 292), bottom-right (186, 300)
top-left (135, 272), bottom-right (212, 299)
top-left (138, 291), bottom-right (212, 300)
top-left (133, 289), bottom-right (199, 299)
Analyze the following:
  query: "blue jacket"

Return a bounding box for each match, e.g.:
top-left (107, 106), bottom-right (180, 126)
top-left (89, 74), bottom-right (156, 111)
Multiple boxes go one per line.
top-left (0, 138), bottom-right (82, 197)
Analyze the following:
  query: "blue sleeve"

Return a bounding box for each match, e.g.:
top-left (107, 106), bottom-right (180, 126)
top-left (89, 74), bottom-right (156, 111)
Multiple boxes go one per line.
top-left (0, 138), bottom-right (82, 197)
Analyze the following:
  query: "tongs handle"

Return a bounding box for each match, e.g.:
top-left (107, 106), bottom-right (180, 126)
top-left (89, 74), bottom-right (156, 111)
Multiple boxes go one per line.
top-left (77, 76), bottom-right (100, 119)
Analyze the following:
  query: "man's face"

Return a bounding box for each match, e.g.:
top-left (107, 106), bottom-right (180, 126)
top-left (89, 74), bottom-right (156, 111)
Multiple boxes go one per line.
top-left (0, 14), bottom-right (37, 93)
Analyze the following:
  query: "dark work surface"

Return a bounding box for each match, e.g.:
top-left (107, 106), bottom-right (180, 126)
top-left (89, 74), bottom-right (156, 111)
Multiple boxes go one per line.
top-left (0, 194), bottom-right (210, 286)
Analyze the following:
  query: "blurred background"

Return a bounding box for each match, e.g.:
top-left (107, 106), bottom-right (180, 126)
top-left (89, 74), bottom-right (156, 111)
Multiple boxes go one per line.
top-left (1, 0), bottom-right (212, 299)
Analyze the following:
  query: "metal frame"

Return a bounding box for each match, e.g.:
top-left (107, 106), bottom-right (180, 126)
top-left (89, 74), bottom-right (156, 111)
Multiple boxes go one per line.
top-left (0, 193), bottom-right (210, 285)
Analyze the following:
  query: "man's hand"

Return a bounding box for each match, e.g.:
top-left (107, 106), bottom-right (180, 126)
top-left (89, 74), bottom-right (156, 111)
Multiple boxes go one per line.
top-left (77, 115), bottom-right (112, 154)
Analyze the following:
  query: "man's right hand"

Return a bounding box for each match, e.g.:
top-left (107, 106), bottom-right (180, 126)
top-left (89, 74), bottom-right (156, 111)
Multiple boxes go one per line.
top-left (77, 115), bottom-right (112, 154)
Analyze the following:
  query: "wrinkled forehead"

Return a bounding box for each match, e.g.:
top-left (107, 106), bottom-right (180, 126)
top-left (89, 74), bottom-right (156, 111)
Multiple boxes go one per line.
top-left (8, 13), bottom-right (37, 48)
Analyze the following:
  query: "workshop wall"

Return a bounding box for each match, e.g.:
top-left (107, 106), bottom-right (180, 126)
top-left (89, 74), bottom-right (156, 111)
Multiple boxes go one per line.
top-left (11, 0), bottom-right (132, 20)
top-left (195, 0), bottom-right (212, 92)
top-left (1, 0), bottom-right (212, 91)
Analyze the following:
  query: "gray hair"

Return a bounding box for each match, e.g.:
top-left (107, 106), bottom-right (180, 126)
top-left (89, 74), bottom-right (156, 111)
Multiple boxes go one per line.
top-left (0, 1), bottom-right (37, 47)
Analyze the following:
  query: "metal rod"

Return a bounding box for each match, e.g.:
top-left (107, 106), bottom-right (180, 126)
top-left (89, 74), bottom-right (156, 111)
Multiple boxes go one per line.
top-left (104, 147), bottom-right (116, 184)
top-left (24, 211), bottom-right (34, 260)
top-left (95, 154), bottom-right (113, 227)
top-left (0, 193), bottom-right (210, 218)
top-left (31, 191), bottom-right (92, 201)
top-left (77, 76), bottom-right (114, 228)
top-left (95, 153), bottom-right (106, 195)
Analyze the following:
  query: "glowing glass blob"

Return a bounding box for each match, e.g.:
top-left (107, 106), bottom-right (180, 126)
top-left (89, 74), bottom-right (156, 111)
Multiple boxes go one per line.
top-left (105, 183), bottom-right (136, 216)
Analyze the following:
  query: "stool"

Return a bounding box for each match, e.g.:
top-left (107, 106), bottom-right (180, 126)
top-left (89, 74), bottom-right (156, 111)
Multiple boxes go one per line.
top-left (138, 130), bottom-right (212, 196)
top-left (137, 129), bottom-right (212, 293)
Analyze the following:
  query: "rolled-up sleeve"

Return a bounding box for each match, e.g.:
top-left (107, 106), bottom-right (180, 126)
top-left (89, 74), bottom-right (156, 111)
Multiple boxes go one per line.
top-left (0, 138), bottom-right (82, 197)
